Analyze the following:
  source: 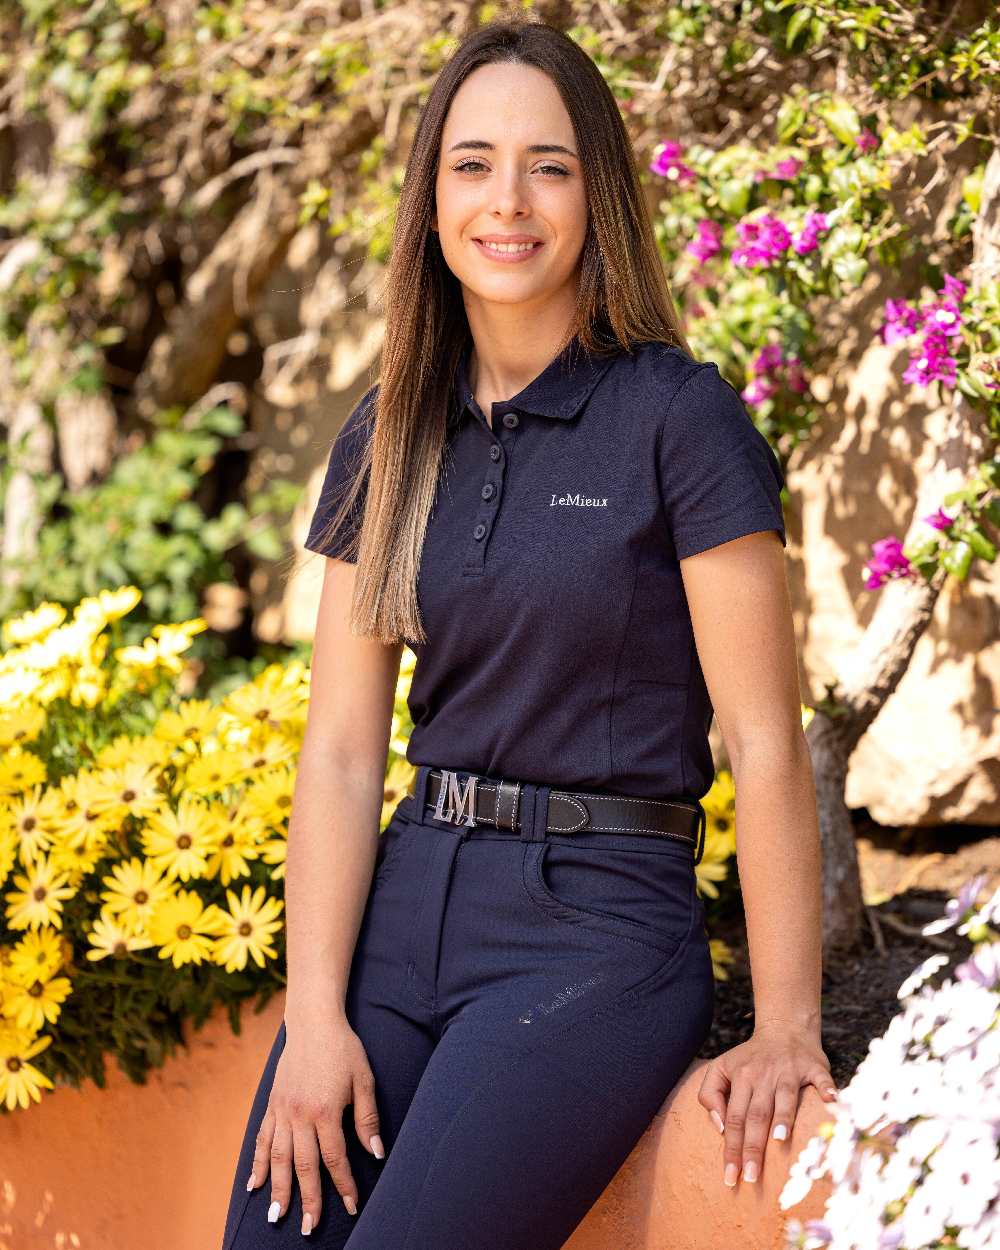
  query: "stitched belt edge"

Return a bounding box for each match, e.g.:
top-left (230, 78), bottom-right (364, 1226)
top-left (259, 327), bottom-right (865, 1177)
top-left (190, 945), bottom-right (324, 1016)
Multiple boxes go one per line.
top-left (406, 768), bottom-right (705, 858)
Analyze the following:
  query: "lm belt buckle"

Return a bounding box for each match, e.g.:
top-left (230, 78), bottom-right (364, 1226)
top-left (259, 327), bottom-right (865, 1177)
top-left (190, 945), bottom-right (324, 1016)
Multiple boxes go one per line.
top-left (433, 768), bottom-right (480, 828)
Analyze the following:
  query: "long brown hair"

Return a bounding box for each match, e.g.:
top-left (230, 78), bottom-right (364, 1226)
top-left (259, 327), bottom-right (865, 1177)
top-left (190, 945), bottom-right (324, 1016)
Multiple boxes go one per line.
top-left (307, 17), bottom-right (690, 645)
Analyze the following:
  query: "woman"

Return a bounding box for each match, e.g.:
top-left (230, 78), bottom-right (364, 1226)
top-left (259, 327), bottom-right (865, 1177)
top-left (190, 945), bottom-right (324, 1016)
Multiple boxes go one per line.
top-left (220, 18), bottom-right (835, 1249)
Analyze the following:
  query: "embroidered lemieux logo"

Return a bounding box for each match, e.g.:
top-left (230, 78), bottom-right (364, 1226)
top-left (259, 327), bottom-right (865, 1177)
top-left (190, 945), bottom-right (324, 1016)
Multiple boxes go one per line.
top-left (549, 492), bottom-right (609, 507)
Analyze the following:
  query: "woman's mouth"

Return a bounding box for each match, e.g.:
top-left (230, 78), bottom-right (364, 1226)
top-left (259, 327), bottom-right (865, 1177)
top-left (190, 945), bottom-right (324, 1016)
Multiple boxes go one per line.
top-left (472, 238), bottom-right (545, 263)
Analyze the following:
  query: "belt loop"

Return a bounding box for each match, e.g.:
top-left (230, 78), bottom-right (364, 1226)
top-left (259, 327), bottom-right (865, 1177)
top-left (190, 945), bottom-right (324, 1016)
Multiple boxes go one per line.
top-left (412, 765), bottom-right (431, 817)
top-left (693, 801), bottom-right (706, 866)
top-left (519, 782), bottom-right (551, 843)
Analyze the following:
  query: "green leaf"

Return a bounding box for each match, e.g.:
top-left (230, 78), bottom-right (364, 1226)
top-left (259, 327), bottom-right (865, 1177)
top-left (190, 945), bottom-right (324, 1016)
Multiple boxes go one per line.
top-left (964, 527), bottom-right (997, 561)
top-left (785, 8), bottom-right (812, 49)
top-left (942, 540), bottom-right (973, 579)
top-left (717, 179), bottom-right (752, 216)
top-left (818, 97), bottom-right (860, 145)
top-left (776, 96), bottom-right (807, 141)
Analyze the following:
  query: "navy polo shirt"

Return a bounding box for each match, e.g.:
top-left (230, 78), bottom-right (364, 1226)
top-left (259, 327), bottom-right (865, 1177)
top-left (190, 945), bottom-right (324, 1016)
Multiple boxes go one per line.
top-left (304, 335), bottom-right (787, 802)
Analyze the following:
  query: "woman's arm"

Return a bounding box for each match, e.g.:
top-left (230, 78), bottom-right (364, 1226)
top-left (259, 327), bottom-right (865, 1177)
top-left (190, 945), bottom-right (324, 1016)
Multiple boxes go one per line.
top-left (285, 557), bottom-right (403, 1031)
top-left (247, 556), bottom-right (403, 1233)
top-left (679, 528), bottom-right (837, 1188)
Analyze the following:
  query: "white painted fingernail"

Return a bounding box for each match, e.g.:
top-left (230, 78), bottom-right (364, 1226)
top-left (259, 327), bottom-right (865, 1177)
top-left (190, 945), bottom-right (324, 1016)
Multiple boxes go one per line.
top-left (302, 1212), bottom-right (313, 1235)
top-left (268, 1200), bottom-right (281, 1223)
top-left (743, 1160), bottom-right (758, 1183)
top-left (370, 1134), bottom-right (385, 1158)
top-left (246, 1171), bottom-right (256, 1191)
top-left (343, 1195), bottom-right (357, 1216)
top-left (710, 1110), bottom-right (725, 1134)
top-left (773, 1123), bottom-right (788, 1140)
top-left (723, 1162), bottom-right (738, 1187)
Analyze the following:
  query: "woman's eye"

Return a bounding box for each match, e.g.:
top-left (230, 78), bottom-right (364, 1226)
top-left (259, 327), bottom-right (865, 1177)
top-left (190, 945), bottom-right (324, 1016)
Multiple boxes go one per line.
top-left (453, 160), bottom-right (569, 178)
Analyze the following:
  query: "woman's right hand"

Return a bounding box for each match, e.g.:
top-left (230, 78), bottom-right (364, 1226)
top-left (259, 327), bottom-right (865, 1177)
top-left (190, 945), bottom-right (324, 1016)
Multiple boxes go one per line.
top-left (245, 1015), bottom-right (386, 1236)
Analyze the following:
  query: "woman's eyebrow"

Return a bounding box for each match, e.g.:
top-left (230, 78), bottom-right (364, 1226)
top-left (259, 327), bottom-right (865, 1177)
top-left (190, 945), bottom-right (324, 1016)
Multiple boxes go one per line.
top-left (447, 140), bottom-right (579, 159)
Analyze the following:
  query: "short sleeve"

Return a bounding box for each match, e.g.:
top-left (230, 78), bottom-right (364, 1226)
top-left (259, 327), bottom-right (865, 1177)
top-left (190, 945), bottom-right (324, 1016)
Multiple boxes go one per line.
top-left (656, 362), bottom-right (787, 560)
top-left (303, 383), bottom-right (378, 562)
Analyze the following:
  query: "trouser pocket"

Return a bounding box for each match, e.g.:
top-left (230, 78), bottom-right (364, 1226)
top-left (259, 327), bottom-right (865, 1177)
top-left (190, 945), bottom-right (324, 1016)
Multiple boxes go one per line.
top-left (520, 835), bottom-right (696, 957)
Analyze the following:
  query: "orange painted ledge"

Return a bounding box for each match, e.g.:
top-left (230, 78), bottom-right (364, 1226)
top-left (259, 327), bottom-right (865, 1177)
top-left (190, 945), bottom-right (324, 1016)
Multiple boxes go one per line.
top-left (0, 993), bottom-right (832, 1250)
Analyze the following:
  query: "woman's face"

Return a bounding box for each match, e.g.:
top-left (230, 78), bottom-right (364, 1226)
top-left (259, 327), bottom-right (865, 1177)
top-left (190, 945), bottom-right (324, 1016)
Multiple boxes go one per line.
top-left (432, 61), bottom-right (588, 314)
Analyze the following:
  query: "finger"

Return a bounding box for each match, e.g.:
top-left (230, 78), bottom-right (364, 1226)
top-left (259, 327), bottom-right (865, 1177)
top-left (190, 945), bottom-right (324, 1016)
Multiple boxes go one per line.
top-left (246, 1106), bottom-right (275, 1193)
top-left (292, 1117), bottom-right (322, 1236)
top-left (722, 1078), bottom-right (753, 1187)
top-left (267, 1118), bottom-right (294, 1224)
top-left (319, 1113), bottom-right (358, 1218)
top-left (770, 1079), bottom-right (800, 1141)
top-left (697, 1061), bottom-right (731, 1137)
top-left (352, 1065), bottom-right (385, 1160)
top-left (809, 1066), bottom-right (838, 1102)
top-left (739, 1084), bottom-right (776, 1184)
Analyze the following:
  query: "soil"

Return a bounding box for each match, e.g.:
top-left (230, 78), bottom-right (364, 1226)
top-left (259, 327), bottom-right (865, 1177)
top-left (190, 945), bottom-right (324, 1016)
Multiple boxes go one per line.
top-left (695, 810), bottom-right (1000, 1088)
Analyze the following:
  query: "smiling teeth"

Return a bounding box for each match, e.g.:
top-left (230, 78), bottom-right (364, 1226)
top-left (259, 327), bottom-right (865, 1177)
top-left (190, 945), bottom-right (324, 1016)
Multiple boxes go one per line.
top-left (480, 241), bottom-right (539, 253)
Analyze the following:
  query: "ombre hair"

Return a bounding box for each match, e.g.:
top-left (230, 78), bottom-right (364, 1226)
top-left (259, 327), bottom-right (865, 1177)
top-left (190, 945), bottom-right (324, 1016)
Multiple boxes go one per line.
top-left (306, 17), bottom-right (691, 644)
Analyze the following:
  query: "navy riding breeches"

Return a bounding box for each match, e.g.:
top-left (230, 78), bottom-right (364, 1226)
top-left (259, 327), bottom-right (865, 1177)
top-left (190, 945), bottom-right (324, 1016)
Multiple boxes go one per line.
top-left (220, 766), bottom-right (715, 1250)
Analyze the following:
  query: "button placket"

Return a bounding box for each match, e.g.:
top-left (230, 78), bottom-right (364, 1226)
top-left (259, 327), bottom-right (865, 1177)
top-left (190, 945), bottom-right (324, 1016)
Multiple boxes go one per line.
top-left (463, 417), bottom-right (512, 574)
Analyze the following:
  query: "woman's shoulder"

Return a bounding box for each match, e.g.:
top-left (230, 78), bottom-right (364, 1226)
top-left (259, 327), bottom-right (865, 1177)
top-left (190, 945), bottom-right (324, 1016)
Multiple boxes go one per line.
top-left (613, 338), bottom-right (716, 415)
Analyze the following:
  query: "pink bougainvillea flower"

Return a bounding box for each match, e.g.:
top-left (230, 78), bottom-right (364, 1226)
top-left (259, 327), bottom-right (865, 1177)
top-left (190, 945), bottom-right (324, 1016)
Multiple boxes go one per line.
top-left (732, 213), bottom-right (793, 268)
top-left (772, 156), bottom-right (803, 179)
top-left (793, 209), bottom-right (828, 255)
top-left (881, 298), bottom-right (922, 344)
top-left (863, 536), bottom-right (914, 589)
top-left (923, 507), bottom-right (955, 532)
top-left (686, 218), bottom-right (723, 264)
top-left (855, 127), bottom-right (879, 152)
top-left (741, 377), bottom-right (777, 405)
top-left (648, 141), bottom-right (695, 184)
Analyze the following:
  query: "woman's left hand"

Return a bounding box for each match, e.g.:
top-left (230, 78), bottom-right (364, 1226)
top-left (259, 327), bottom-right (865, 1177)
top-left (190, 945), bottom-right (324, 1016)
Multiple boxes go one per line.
top-left (697, 1023), bottom-right (838, 1187)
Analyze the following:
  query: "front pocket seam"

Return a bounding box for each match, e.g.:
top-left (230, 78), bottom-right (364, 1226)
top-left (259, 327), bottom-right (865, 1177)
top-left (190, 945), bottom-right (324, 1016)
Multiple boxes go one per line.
top-left (520, 842), bottom-right (692, 957)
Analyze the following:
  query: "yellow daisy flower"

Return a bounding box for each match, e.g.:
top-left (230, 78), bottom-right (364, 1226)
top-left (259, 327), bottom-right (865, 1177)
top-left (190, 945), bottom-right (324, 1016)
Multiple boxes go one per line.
top-left (94, 733), bottom-right (172, 773)
top-left (0, 829), bottom-right (16, 890)
top-left (69, 662), bottom-right (108, 709)
top-left (181, 749), bottom-right (246, 795)
top-left (242, 768), bottom-right (294, 828)
top-left (213, 884), bottom-right (284, 973)
top-left (93, 586), bottom-right (142, 622)
top-left (258, 836), bottom-right (287, 881)
top-left (7, 928), bottom-right (64, 984)
top-left (52, 771), bottom-right (118, 848)
top-left (709, 937), bottom-right (736, 982)
top-left (203, 807), bottom-right (260, 887)
top-left (99, 857), bottom-right (174, 933)
top-left (0, 1032), bottom-right (54, 1110)
top-left (221, 681), bottom-right (303, 734)
top-left (0, 705), bottom-right (46, 750)
top-left (48, 825), bottom-right (111, 884)
top-left (152, 700), bottom-right (221, 750)
top-left (2, 974), bottom-right (72, 1033)
top-left (147, 890), bottom-right (226, 968)
top-left (86, 908), bottom-right (154, 961)
top-left (4, 856), bottom-right (76, 930)
top-left (140, 797), bottom-right (221, 881)
top-left (237, 736), bottom-right (297, 776)
top-left (6, 786), bottom-right (53, 865)
top-left (383, 758), bottom-right (416, 827)
top-left (1, 601), bottom-right (66, 648)
top-left (0, 747), bottom-right (47, 797)
top-left (90, 760), bottom-right (164, 823)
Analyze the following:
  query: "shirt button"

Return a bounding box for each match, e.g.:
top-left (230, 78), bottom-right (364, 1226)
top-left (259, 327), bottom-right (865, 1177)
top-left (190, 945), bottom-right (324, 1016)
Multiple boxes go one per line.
top-left (473, 523), bottom-right (487, 540)
top-left (502, 413), bottom-right (519, 429)
top-left (489, 445), bottom-right (501, 461)
top-left (481, 483), bottom-right (495, 500)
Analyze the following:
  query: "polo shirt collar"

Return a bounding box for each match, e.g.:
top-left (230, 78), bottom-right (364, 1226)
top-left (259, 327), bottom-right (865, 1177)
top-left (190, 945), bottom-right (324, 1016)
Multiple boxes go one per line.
top-left (453, 333), bottom-right (619, 423)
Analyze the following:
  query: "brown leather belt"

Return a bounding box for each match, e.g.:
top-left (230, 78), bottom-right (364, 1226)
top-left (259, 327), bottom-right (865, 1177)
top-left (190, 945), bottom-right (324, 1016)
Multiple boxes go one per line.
top-left (406, 768), bottom-right (706, 863)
